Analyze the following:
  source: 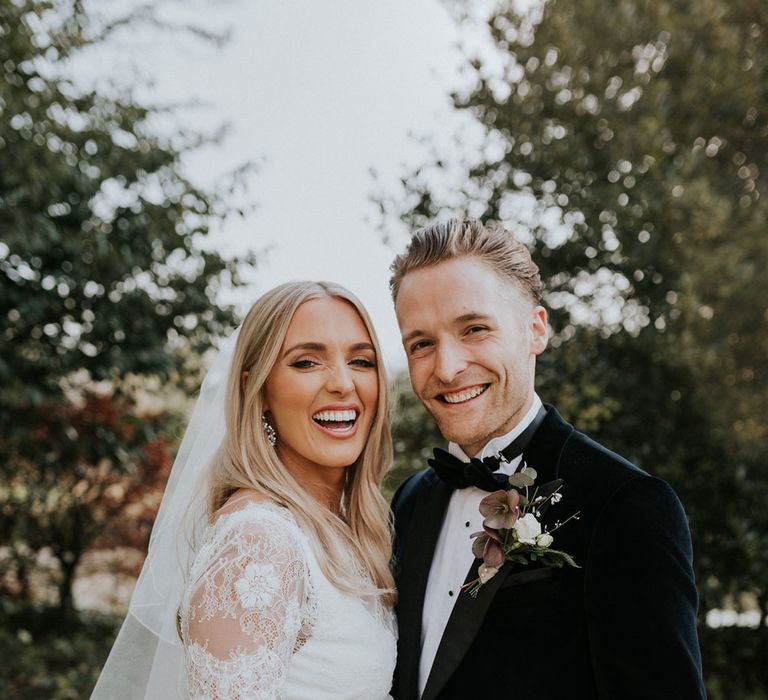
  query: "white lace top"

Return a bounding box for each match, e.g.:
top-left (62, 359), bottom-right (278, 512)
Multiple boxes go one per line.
top-left (179, 501), bottom-right (396, 699)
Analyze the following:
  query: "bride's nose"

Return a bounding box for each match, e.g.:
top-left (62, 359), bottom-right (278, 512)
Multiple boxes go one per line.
top-left (325, 363), bottom-right (355, 395)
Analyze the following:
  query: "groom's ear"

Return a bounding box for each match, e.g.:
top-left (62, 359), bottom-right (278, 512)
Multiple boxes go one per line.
top-left (530, 306), bottom-right (549, 355)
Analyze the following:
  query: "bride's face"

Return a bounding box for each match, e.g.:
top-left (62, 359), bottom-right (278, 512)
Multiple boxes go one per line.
top-left (263, 296), bottom-right (379, 477)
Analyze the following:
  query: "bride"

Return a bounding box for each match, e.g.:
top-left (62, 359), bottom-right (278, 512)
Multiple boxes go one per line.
top-left (93, 281), bottom-right (397, 699)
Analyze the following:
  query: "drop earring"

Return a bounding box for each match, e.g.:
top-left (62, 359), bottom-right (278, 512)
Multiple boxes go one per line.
top-left (262, 414), bottom-right (277, 447)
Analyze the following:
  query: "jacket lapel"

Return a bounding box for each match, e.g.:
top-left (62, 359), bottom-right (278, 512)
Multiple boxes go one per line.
top-left (420, 553), bottom-right (515, 700)
top-left (395, 470), bottom-right (454, 700)
top-left (420, 405), bottom-right (574, 700)
top-left (520, 404), bottom-right (574, 484)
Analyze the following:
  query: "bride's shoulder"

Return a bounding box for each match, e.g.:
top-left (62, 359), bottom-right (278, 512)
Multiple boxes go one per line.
top-left (209, 490), bottom-right (301, 541)
top-left (188, 491), bottom-right (308, 581)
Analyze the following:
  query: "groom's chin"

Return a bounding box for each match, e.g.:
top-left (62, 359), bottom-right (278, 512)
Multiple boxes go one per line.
top-left (430, 415), bottom-right (484, 452)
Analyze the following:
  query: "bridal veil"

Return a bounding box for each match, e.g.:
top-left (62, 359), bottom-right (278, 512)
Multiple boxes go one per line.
top-left (91, 329), bottom-right (240, 699)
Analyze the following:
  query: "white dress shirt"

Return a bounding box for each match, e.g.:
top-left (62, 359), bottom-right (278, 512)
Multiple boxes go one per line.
top-left (417, 394), bottom-right (544, 696)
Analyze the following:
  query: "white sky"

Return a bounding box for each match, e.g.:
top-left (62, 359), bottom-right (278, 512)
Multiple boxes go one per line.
top-left (88, 0), bottom-right (480, 370)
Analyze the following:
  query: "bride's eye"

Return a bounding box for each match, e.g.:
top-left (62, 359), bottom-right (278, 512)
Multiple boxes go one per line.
top-left (289, 359), bottom-right (318, 369)
top-left (350, 357), bottom-right (376, 368)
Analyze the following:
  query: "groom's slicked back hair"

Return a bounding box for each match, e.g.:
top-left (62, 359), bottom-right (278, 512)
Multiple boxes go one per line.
top-left (389, 218), bottom-right (543, 303)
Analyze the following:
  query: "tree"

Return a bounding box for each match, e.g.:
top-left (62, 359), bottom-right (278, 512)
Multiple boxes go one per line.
top-left (381, 1), bottom-right (768, 694)
top-left (0, 391), bottom-right (173, 610)
top-left (0, 0), bottom-right (254, 611)
top-left (386, 372), bottom-right (443, 500)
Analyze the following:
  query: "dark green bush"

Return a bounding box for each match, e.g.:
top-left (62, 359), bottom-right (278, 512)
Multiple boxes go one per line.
top-left (0, 603), bottom-right (120, 699)
top-left (701, 625), bottom-right (768, 700)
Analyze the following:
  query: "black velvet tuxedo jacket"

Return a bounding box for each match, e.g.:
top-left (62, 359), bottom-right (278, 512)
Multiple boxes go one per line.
top-left (391, 405), bottom-right (705, 700)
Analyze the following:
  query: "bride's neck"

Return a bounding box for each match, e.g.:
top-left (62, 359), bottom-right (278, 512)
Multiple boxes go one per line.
top-left (277, 450), bottom-right (347, 516)
top-left (300, 477), bottom-right (345, 516)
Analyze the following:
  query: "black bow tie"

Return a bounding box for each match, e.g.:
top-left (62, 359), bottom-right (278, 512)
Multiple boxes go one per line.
top-left (428, 405), bottom-right (547, 491)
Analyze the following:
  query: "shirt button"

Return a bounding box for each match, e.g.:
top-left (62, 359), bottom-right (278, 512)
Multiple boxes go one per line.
top-left (448, 590), bottom-right (454, 597)
top-left (465, 521), bottom-right (470, 527)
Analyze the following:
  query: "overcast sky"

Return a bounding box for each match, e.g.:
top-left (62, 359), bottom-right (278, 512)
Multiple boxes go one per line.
top-left (85, 0), bottom-right (483, 369)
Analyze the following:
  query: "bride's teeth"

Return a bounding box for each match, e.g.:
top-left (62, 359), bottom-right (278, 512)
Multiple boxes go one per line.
top-left (443, 386), bottom-right (486, 404)
top-left (312, 409), bottom-right (358, 422)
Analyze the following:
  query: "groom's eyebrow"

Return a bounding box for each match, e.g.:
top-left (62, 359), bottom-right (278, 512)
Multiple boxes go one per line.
top-left (455, 312), bottom-right (492, 324)
top-left (401, 313), bottom-right (492, 344)
top-left (401, 329), bottom-right (424, 345)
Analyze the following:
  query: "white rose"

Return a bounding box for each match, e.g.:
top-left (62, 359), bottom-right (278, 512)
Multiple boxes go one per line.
top-left (513, 513), bottom-right (542, 544)
top-left (536, 532), bottom-right (554, 548)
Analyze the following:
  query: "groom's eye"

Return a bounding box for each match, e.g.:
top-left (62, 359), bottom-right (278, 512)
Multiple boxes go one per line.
top-left (409, 339), bottom-right (432, 354)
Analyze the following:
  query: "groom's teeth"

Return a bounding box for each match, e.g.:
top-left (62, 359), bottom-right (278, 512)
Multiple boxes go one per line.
top-left (312, 409), bottom-right (358, 422)
top-left (442, 386), bottom-right (487, 404)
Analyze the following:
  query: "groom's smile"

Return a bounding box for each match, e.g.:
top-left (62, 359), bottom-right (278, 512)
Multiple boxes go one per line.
top-left (438, 383), bottom-right (489, 404)
top-left (395, 256), bottom-right (548, 456)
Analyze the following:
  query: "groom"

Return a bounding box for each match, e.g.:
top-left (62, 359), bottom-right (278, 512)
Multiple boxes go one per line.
top-left (389, 219), bottom-right (705, 699)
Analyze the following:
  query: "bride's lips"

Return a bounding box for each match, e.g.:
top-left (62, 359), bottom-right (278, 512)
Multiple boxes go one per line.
top-left (310, 404), bottom-right (361, 438)
top-left (436, 383), bottom-right (490, 406)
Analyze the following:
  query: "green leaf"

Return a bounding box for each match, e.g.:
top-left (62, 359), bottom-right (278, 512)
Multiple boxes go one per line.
top-left (508, 472), bottom-right (536, 488)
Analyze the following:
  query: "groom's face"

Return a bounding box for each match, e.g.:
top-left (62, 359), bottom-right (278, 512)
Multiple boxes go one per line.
top-left (395, 256), bottom-right (548, 456)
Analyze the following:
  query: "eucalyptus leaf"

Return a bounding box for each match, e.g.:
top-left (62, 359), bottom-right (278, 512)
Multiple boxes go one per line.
top-left (508, 472), bottom-right (536, 488)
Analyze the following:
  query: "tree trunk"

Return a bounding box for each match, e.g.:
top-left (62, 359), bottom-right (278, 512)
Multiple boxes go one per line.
top-left (57, 552), bottom-right (79, 615)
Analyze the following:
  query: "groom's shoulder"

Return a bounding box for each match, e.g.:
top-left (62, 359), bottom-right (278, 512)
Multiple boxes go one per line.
top-left (557, 419), bottom-right (689, 524)
top-left (543, 404), bottom-right (647, 483)
top-left (567, 427), bottom-right (646, 477)
top-left (544, 405), bottom-right (652, 498)
top-left (554, 425), bottom-right (684, 527)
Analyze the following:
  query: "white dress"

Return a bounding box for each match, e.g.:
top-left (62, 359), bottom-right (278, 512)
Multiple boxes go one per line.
top-left (179, 501), bottom-right (396, 699)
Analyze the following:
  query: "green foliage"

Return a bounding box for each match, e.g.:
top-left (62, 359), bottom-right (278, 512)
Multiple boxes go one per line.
top-left (0, 0), bottom-right (254, 611)
top-left (386, 372), bottom-right (444, 500)
top-left (0, 0), bottom-right (250, 400)
top-left (0, 603), bottom-right (121, 699)
top-left (0, 391), bottom-right (175, 611)
top-left (699, 625), bottom-right (768, 700)
top-left (383, 0), bottom-right (768, 690)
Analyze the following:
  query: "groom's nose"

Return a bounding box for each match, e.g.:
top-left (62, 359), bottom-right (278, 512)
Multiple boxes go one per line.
top-left (432, 338), bottom-right (469, 385)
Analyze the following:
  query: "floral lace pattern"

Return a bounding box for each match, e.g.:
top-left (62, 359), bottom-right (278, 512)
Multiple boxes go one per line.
top-left (179, 501), bottom-right (395, 699)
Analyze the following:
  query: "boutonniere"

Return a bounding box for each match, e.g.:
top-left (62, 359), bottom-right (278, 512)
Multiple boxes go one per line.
top-left (462, 464), bottom-right (581, 597)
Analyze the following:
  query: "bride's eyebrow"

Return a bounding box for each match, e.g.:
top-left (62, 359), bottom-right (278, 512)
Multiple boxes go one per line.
top-left (282, 341), bottom-right (375, 358)
top-left (348, 342), bottom-right (375, 353)
top-left (282, 342), bottom-right (325, 358)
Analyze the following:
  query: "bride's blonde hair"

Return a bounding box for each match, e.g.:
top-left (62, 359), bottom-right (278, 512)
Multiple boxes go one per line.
top-left (209, 281), bottom-right (395, 604)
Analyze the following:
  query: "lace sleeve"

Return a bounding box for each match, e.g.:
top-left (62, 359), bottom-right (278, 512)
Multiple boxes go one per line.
top-left (182, 506), bottom-right (313, 700)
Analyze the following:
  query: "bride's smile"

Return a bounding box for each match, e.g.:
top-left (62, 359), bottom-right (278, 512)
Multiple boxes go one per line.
top-left (311, 404), bottom-right (361, 436)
